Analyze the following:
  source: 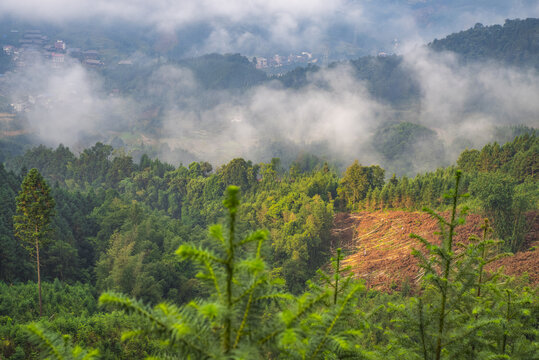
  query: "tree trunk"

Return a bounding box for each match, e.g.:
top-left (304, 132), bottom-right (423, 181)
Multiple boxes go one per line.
top-left (36, 237), bottom-right (42, 317)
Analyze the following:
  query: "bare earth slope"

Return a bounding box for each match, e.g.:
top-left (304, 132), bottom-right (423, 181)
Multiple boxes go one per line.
top-left (332, 211), bottom-right (538, 292)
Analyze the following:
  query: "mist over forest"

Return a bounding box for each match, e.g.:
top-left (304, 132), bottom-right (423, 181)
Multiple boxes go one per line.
top-left (1, 2), bottom-right (538, 176)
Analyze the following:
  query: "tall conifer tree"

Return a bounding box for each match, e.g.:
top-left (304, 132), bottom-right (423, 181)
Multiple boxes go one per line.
top-left (13, 168), bottom-right (55, 317)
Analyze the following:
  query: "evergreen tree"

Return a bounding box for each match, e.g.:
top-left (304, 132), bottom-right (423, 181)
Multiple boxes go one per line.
top-left (99, 186), bottom-right (278, 358)
top-left (410, 171), bottom-right (470, 360)
top-left (338, 161), bottom-right (384, 210)
top-left (13, 168), bottom-right (56, 317)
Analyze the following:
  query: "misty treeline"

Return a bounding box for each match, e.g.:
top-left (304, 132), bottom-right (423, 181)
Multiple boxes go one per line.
top-left (0, 132), bottom-right (537, 359)
top-left (281, 18), bottom-right (539, 96)
top-left (104, 18), bottom-right (539, 111)
top-left (1, 18), bottom-right (538, 178)
top-left (430, 18), bottom-right (539, 69)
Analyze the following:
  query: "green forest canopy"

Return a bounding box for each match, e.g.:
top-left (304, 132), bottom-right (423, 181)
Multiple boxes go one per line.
top-left (0, 132), bottom-right (537, 358)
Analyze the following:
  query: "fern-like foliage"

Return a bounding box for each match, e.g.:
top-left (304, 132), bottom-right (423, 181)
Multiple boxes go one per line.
top-left (100, 186), bottom-right (283, 359)
top-left (98, 186), bottom-right (369, 359)
top-left (382, 171), bottom-right (539, 360)
top-left (26, 323), bottom-right (99, 360)
top-left (406, 171), bottom-right (472, 360)
top-left (264, 248), bottom-right (368, 359)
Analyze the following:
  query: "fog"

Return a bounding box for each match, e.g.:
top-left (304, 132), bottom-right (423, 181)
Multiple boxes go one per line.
top-left (1, 1), bottom-right (538, 56)
top-left (2, 58), bottom-right (138, 149)
top-left (8, 49), bottom-right (538, 174)
top-left (1, 1), bottom-right (538, 173)
top-left (403, 48), bottom-right (539, 149)
top-left (154, 50), bottom-right (539, 170)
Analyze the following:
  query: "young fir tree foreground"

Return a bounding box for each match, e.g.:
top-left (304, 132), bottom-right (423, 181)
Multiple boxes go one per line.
top-left (13, 168), bottom-right (55, 317)
top-left (384, 170), bottom-right (537, 360)
top-left (98, 186), bottom-right (366, 359)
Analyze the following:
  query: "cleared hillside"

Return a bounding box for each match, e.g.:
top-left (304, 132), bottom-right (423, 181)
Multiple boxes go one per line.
top-left (332, 211), bottom-right (538, 292)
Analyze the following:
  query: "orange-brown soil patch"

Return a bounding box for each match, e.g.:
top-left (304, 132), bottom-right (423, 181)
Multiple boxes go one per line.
top-left (331, 211), bottom-right (538, 292)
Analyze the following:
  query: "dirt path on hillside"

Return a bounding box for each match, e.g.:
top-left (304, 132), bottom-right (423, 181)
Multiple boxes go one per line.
top-left (331, 211), bottom-right (538, 292)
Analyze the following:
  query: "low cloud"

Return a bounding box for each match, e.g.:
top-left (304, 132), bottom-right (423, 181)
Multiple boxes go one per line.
top-left (403, 47), bottom-right (539, 153)
top-left (4, 46), bottom-right (538, 174)
top-left (156, 48), bottom-right (539, 170)
top-left (157, 64), bottom-right (388, 165)
top-left (1, 1), bottom-right (538, 56)
top-left (3, 59), bottom-right (137, 149)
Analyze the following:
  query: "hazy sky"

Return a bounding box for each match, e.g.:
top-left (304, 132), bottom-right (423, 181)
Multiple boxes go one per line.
top-left (1, 0), bottom-right (538, 55)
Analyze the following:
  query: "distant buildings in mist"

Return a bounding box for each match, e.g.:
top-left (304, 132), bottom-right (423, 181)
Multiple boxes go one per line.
top-left (254, 46), bottom-right (397, 72)
top-left (1, 28), bottom-right (105, 73)
top-left (0, 28), bottom-right (108, 113)
top-left (254, 51), bottom-right (319, 70)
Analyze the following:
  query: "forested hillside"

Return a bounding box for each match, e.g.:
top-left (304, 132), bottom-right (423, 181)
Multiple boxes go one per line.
top-left (430, 18), bottom-right (539, 68)
top-left (0, 132), bottom-right (537, 359)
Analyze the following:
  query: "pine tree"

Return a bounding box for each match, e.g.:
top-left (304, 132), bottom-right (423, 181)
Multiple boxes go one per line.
top-left (13, 168), bottom-right (55, 317)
